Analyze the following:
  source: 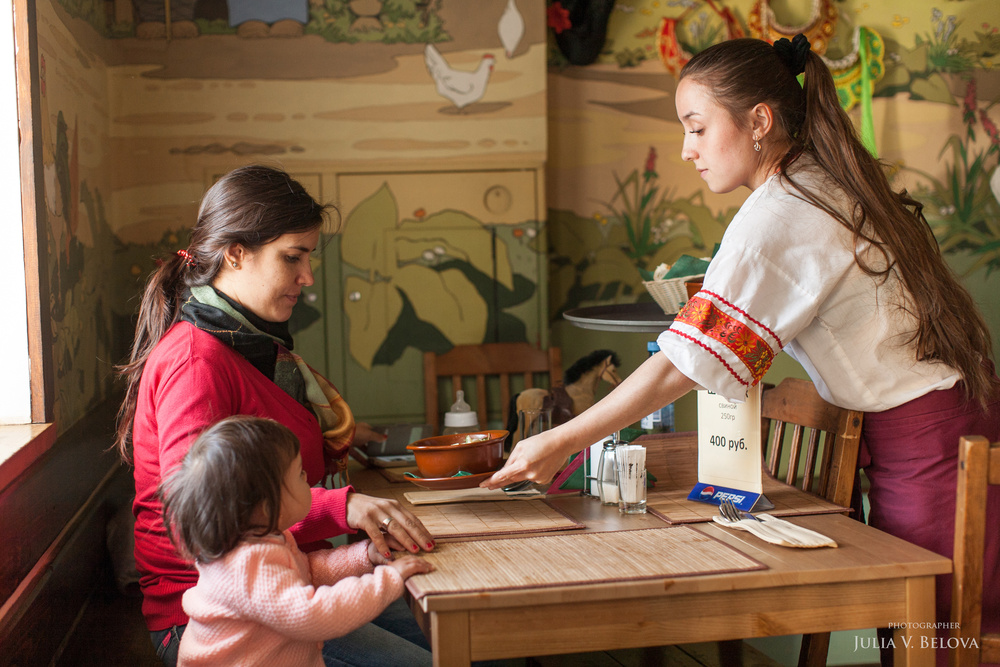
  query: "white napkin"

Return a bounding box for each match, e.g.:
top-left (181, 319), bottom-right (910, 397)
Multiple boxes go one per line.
top-left (713, 513), bottom-right (837, 548)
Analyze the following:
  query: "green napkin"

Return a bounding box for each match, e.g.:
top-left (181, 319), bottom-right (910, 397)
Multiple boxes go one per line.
top-left (663, 254), bottom-right (710, 280)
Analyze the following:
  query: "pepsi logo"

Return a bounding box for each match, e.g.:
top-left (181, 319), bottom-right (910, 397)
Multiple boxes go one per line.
top-left (699, 486), bottom-right (715, 500)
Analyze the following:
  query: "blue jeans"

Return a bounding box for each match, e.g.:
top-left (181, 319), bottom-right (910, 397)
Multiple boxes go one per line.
top-left (322, 598), bottom-right (432, 667)
top-left (149, 625), bottom-right (184, 667)
top-left (151, 600), bottom-right (431, 667)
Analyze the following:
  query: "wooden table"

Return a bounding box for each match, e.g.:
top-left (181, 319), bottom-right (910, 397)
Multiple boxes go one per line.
top-left (350, 433), bottom-right (951, 667)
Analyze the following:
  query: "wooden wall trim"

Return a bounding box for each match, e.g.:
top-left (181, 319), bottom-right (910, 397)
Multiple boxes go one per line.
top-left (0, 463), bottom-right (118, 642)
top-left (13, 0), bottom-right (54, 424)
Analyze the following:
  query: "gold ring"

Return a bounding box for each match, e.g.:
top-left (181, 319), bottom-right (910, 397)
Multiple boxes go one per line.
top-left (381, 517), bottom-right (393, 529)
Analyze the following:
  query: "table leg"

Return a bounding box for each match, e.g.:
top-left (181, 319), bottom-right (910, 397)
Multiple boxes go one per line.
top-left (895, 575), bottom-right (936, 667)
top-left (430, 610), bottom-right (471, 667)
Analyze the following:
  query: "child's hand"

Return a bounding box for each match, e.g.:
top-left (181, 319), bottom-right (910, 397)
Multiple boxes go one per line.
top-left (388, 555), bottom-right (433, 580)
top-left (367, 535), bottom-right (406, 566)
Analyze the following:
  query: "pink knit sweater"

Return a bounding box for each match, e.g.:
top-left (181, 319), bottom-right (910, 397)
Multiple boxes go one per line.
top-left (178, 532), bottom-right (404, 667)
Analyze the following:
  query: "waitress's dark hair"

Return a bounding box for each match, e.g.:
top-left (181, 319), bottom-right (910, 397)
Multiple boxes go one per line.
top-left (159, 416), bottom-right (301, 563)
top-left (680, 38), bottom-right (997, 406)
top-left (114, 165), bottom-right (334, 460)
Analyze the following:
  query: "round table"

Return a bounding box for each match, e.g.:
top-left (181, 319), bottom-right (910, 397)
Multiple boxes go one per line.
top-left (562, 302), bottom-right (675, 333)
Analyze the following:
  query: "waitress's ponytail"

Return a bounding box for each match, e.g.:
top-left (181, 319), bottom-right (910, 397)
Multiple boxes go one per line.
top-left (681, 38), bottom-right (997, 406)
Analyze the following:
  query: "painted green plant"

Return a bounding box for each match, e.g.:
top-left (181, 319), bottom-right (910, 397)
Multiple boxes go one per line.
top-left (908, 78), bottom-right (1000, 275)
top-left (598, 147), bottom-right (702, 271)
top-left (878, 11), bottom-right (998, 105)
top-left (918, 9), bottom-right (977, 74)
top-left (308, 0), bottom-right (449, 44)
top-left (549, 181), bottom-right (733, 318)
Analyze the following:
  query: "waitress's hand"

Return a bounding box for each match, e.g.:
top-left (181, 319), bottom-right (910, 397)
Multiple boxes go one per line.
top-left (480, 430), bottom-right (569, 490)
top-left (346, 492), bottom-right (435, 560)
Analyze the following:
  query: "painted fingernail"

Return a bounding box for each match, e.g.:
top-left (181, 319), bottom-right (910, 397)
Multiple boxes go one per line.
top-left (426, 542), bottom-right (435, 549)
top-left (384, 551), bottom-right (392, 559)
top-left (410, 544), bottom-right (418, 552)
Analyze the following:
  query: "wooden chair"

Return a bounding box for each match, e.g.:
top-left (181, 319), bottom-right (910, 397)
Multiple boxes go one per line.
top-left (761, 377), bottom-right (864, 509)
top-left (423, 343), bottom-right (562, 435)
top-left (951, 435), bottom-right (1000, 667)
top-left (720, 378), bottom-right (864, 667)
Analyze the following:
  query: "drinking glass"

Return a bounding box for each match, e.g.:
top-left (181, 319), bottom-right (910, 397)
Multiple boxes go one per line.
top-left (514, 408), bottom-right (552, 450)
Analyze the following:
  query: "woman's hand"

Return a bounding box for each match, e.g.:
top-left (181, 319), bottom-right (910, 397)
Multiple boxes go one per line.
top-left (353, 422), bottom-right (385, 448)
top-left (480, 429), bottom-right (570, 490)
top-left (346, 492), bottom-right (435, 560)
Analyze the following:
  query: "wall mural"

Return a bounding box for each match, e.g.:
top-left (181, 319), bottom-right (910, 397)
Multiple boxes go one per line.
top-left (37, 0), bottom-right (544, 427)
top-left (32, 0), bottom-right (1000, 429)
top-left (339, 181), bottom-right (541, 371)
top-left (543, 0), bottom-right (1000, 352)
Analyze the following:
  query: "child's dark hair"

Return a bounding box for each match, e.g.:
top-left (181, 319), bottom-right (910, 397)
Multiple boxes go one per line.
top-left (160, 416), bottom-right (301, 563)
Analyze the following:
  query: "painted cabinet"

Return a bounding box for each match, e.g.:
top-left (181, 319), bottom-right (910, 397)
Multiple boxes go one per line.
top-left (295, 167), bottom-right (547, 423)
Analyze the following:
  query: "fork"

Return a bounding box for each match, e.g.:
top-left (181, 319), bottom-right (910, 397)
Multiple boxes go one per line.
top-left (719, 498), bottom-right (754, 523)
top-left (720, 500), bottom-right (816, 544)
top-left (717, 499), bottom-right (793, 543)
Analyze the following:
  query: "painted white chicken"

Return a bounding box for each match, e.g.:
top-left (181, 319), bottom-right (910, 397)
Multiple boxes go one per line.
top-left (498, 0), bottom-right (525, 58)
top-left (424, 44), bottom-right (495, 111)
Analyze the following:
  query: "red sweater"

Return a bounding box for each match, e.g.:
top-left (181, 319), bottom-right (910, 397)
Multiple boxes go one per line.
top-left (132, 321), bottom-right (354, 631)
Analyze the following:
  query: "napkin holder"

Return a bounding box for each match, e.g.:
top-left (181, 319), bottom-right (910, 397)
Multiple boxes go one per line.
top-left (688, 482), bottom-right (774, 513)
top-left (688, 385), bottom-right (772, 513)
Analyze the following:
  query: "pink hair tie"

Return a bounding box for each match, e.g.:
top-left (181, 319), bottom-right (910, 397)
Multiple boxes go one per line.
top-left (176, 249), bottom-right (196, 267)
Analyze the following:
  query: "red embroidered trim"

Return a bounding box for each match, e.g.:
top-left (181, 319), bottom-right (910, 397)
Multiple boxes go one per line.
top-left (674, 296), bottom-right (774, 383)
top-left (702, 289), bottom-right (783, 348)
top-left (667, 329), bottom-right (749, 387)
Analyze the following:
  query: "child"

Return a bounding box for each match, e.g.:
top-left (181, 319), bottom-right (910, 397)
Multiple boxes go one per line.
top-left (160, 416), bottom-right (434, 667)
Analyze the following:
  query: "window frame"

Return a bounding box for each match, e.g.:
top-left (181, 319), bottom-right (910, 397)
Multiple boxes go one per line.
top-left (14, 0), bottom-right (54, 425)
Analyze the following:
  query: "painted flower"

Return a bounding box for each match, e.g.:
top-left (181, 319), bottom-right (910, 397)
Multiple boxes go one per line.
top-left (547, 2), bottom-right (571, 34)
top-left (643, 146), bottom-right (658, 182)
top-left (980, 110), bottom-right (1000, 146)
top-left (963, 79), bottom-right (977, 127)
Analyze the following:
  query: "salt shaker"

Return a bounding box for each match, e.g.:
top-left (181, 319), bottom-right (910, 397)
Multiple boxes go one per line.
top-left (596, 433), bottom-right (623, 505)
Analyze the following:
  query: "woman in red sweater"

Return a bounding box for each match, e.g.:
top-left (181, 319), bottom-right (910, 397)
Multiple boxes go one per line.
top-left (115, 165), bottom-right (435, 667)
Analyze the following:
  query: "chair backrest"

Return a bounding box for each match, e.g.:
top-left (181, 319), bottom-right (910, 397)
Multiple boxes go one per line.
top-left (423, 343), bottom-right (562, 435)
top-left (951, 435), bottom-right (1000, 667)
top-left (760, 378), bottom-right (864, 507)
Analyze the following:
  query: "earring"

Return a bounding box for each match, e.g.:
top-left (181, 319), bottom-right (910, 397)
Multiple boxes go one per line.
top-left (753, 136), bottom-right (761, 152)
top-left (231, 261), bottom-right (239, 269)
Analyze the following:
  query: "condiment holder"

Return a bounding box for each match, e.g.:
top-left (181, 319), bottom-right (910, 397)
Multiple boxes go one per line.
top-left (615, 443), bottom-right (647, 514)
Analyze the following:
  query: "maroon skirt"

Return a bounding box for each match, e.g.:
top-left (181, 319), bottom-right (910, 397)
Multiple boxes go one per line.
top-left (860, 377), bottom-right (1000, 662)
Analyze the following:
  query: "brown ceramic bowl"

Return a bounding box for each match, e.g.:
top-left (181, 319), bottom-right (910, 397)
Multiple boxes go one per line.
top-left (406, 430), bottom-right (508, 478)
top-left (684, 280), bottom-right (703, 302)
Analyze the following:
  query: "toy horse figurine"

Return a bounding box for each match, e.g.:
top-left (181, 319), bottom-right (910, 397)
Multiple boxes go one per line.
top-left (506, 350), bottom-right (622, 446)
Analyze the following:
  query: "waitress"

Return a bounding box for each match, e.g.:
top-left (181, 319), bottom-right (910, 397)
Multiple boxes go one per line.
top-left (115, 165), bottom-right (435, 666)
top-left (484, 36), bottom-right (1000, 658)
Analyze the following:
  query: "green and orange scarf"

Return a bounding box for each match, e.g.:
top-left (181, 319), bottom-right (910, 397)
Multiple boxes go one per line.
top-left (181, 285), bottom-right (355, 483)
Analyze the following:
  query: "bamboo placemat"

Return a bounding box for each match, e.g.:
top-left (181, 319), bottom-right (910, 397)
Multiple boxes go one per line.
top-left (636, 433), bottom-right (849, 524)
top-left (405, 526), bottom-right (766, 599)
top-left (410, 499), bottom-right (583, 539)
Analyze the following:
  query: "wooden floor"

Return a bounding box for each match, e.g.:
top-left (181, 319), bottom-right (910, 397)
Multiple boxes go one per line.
top-left (53, 581), bottom-right (789, 666)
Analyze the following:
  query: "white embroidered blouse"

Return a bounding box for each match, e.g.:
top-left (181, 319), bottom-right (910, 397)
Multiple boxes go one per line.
top-left (657, 165), bottom-right (959, 412)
